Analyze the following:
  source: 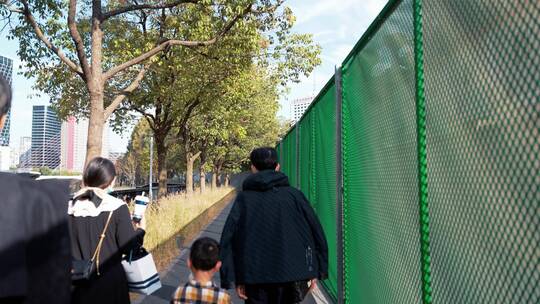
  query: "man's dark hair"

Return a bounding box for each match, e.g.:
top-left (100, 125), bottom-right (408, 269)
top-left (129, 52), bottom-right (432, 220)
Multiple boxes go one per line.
top-left (83, 157), bottom-right (116, 188)
top-left (0, 75), bottom-right (11, 116)
top-left (250, 147), bottom-right (278, 171)
top-left (190, 237), bottom-right (220, 271)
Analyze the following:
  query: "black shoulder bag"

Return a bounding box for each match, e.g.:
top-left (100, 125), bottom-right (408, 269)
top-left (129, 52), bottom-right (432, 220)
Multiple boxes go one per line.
top-left (71, 211), bottom-right (114, 281)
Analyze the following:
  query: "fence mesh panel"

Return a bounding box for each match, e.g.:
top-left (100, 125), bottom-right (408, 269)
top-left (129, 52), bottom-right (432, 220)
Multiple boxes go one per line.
top-left (276, 0), bottom-right (539, 303)
top-left (279, 134), bottom-right (288, 176)
top-left (423, 1), bottom-right (540, 303)
top-left (289, 127), bottom-right (298, 188)
top-left (341, 0), bottom-right (423, 303)
top-left (281, 129), bottom-right (296, 185)
top-left (312, 83), bottom-right (338, 299)
top-left (276, 142), bottom-right (281, 164)
top-left (298, 108), bottom-right (314, 201)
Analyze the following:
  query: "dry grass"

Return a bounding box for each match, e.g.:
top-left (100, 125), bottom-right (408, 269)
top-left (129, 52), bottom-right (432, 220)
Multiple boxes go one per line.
top-left (143, 187), bottom-right (233, 251)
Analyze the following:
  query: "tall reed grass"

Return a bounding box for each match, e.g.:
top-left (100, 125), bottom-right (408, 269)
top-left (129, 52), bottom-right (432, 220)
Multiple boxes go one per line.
top-left (143, 187), bottom-right (233, 251)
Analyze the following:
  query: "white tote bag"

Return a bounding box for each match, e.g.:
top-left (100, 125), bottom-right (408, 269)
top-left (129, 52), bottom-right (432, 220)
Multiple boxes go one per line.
top-left (122, 250), bottom-right (162, 295)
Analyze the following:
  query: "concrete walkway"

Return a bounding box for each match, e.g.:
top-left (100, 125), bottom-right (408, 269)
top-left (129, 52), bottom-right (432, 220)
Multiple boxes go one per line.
top-left (136, 202), bottom-right (244, 304)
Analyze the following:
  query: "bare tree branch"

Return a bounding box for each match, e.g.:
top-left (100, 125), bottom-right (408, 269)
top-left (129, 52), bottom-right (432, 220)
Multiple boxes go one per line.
top-left (190, 151), bottom-right (202, 162)
top-left (102, 0), bottom-right (199, 21)
top-left (131, 105), bottom-right (155, 122)
top-left (103, 3), bottom-right (253, 80)
top-left (90, 0), bottom-right (104, 81)
top-left (1, 1), bottom-right (24, 13)
top-left (104, 64), bottom-right (148, 118)
top-left (68, 0), bottom-right (91, 78)
top-left (16, 0), bottom-right (83, 75)
top-left (131, 105), bottom-right (157, 132)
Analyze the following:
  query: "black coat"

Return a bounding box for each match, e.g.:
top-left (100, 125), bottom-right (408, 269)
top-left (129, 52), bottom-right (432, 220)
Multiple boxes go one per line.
top-left (219, 170), bottom-right (328, 289)
top-left (0, 173), bottom-right (71, 304)
top-left (69, 199), bottom-right (145, 304)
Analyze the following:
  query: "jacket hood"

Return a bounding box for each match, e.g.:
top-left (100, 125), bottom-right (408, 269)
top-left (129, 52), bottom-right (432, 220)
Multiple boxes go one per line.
top-left (242, 170), bottom-right (290, 191)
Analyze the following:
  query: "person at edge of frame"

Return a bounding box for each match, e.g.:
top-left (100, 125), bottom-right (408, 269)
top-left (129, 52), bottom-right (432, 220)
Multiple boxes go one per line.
top-left (0, 75), bottom-right (72, 304)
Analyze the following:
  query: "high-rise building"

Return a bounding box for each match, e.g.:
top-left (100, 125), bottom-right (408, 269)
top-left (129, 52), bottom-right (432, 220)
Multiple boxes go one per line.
top-left (18, 136), bottom-right (32, 168)
top-left (10, 146), bottom-right (19, 168)
top-left (0, 147), bottom-right (9, 171)
top-left (0, 55), bottom-right (13, 147)
top-left (31, 105), bottom-right (61, 169)
top-left (60, 117), bottom-right (110, 172)
top-left (291, 96), bottom-right (314, 122)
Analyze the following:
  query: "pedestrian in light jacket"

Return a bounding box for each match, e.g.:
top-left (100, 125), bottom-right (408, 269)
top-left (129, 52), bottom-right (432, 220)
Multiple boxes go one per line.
top-left (220, 147), bottom-right (328, 304)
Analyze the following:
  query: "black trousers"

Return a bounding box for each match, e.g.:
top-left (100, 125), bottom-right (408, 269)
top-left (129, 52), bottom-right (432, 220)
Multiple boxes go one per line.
top-left (245, 283), bottom-right (298, 304)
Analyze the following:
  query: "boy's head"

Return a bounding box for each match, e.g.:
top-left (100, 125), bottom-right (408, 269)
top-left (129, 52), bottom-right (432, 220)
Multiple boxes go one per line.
top-left (249, 147), bottom-right (280, 173)
top-left (188, 237), bottom-right (221, 273)
top-left (0, 75), bottom-right (11, 131)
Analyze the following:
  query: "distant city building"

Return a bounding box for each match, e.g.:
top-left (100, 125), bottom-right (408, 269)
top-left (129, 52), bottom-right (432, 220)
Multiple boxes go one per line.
top-left (0, 146), bottom-right (9, 171)
top-left (18, 136), bottom-right (32, 169)
top-left (31, 105), bottom-right (61, 169)
top-left (0, 55), bottom-right (13, 147)
top-left (291, 96), bottom-right (314, 122)
top-left (60, 117), bottom-right (110, 172)
top-left (10, 146), bottom-right (19, 168)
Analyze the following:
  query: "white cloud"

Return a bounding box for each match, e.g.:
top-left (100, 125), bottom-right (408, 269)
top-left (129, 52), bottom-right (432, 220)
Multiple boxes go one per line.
top-left (295, 0), bottom-right (338, 25)
top-left (312, 29), bottom-right (334, 39)
top-left (331, 43), bottom-right (355, 63)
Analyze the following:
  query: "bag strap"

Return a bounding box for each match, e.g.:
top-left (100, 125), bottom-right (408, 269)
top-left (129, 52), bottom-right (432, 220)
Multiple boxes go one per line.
top-left (90, 211), bottom-right (114, 275)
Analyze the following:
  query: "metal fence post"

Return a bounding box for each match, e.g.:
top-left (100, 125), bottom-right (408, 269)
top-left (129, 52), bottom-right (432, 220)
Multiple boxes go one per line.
top-left (335, 65), bottom-right (344, 304)
top-left (413, 0), bottom-right (433, 303)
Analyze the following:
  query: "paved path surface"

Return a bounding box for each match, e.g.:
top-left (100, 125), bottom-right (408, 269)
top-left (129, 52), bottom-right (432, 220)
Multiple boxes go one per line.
top-left (136, 193), bottom-right (320, 304)
top-left (136, 202), bottom-right (243, 304)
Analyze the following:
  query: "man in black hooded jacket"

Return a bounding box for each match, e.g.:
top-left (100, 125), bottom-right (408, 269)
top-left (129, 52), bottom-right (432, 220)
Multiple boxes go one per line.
top-left (220, 147), bottom-right (328, 303)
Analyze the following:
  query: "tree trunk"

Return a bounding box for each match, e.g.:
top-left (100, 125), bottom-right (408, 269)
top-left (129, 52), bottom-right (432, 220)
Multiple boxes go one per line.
top-left (85, 93), bottom-right (104, 165)
top-left (185, 151), bottom-right (201, 196)
top-left (186, 153), bottom-right (194, 196)
top-left (224, 174), bottom-right (230, 187)
top-left (212, 161), bottom-right (223, 189)
top-left (86, 3), bottom-right (105, 165)
top-left (135, 162), bottom-right (142, 186)
top-left (200, 168), bottom-right (206, 194)
top-left (211, 171), bottom-right (217, 189)
top-left (156, 139), bottom-right (168, 198)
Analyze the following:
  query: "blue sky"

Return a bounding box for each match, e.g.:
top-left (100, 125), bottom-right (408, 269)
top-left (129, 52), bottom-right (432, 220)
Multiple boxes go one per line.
top-left (0, 0), bottom-right (386, 152)
top-left (280, 0), bottom-right (386, 116)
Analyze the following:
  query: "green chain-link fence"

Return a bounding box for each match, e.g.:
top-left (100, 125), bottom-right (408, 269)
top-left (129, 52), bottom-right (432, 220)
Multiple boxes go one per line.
top-left (277, 0), bottom-right (539, 303)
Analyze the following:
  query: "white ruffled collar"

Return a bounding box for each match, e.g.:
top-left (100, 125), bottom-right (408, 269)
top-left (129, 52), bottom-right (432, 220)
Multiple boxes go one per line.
top-left (68, 187), bottom-right (125, 217)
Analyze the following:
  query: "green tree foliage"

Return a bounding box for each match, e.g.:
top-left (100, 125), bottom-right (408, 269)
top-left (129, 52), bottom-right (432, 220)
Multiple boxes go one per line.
top-left (0, 0), bottom-right (282, 162)
top-left (115, 2), bottom-right (320, 196)
top-left (116, 118), bottom-right (154, 187)
top-left (201, 66), bottom-right (281, 176)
